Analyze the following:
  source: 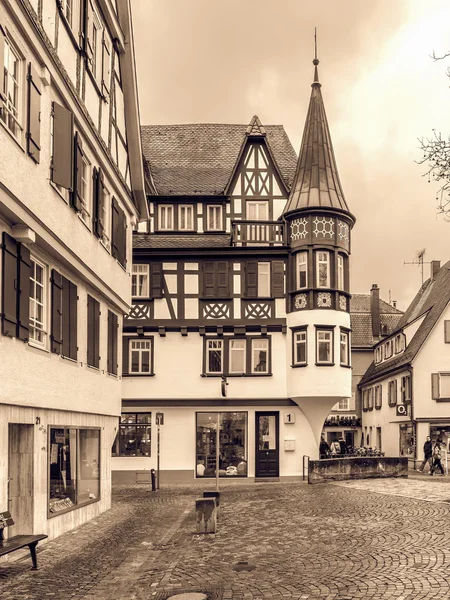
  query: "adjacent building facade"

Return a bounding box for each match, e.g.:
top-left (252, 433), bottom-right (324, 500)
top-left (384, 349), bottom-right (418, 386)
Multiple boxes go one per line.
top-left (112, 59), bottom-right (356, 483)
top-left (0, 0), bottom-right (146, 543)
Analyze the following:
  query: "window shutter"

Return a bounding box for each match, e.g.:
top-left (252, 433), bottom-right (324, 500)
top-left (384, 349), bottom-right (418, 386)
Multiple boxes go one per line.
top-left (68, 281), bottom-right (77, 360)
top-left (71, 132), bottom-right (83, 212)
top-left (0, 18), bottom-right (5, 111)
top-left (17, 243), bottom-right (31, 342)
top-left (431, 373), bottom-right (440, 400)
top-left (87, 295), bottom-right (99, 368)
top-left (445, 321), bottom-right (450, 343)
top-left (27, 63), bottom-right (41, 163)
top-left (93, 298), bottom-right (100, 367)
top-left (217, 262), bottom-right (229, 297)
top-left (119, 206), bottom-right (127, 267)
top-left (107, 310), bottom-right (112, 373)
top-left (51, 102), bottom-right (73, 189)
top-left (62, 276), bottom-right (70, 357)
top-left (202, 262), bottom-right (216, 298)
top-left (393, 380), bottom-right (397, 405)
top-left (107, 310), bottom-right (118, 375)
top-left (150, 263), bottom-right (163, 298)
top-left (122, 337), bottom-right (129, 375)
top-left (272, 261), bottom-right (284, 298)
top-left (101, 31), bottom-right (111, 97)
top-left (85, 0), bottom-right (95, 68)
top-left (92, 168), bottom-right (105, 238)
top-left (51, 269), bottom-right (63, 354)
top-left (1, 232), bottom-right (18, 337)
top-left (111, 197), bottom-right (120, 261)
top-left (245, 261), bottom-right (258, 297)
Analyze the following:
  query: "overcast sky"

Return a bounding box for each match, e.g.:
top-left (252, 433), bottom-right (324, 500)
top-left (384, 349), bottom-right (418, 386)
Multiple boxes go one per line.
top-left (130, 0), bottom-right (450, 310)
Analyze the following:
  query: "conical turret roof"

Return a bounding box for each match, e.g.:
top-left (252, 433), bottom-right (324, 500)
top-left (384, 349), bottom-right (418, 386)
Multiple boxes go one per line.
top-left (283, 59), bottom-right (350, 216)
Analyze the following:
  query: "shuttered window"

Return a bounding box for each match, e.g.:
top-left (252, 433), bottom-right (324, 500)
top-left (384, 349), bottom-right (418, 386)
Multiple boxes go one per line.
top-left (51, 102), bottom-right (73, 189)
top-left (388, 380), bottom-right (397, 406)
top-left (431, 373), bottom-right (450, 400)
top-left (92, 167), bottom-right (106, 239)
top-left (0, 36), bottom-right (21, 139)
top-left (71, 132), bottom-right (83, 211)
top-left (87, 295), bottom-right (100, 368)
top-left (27, 63), bottom-right (41, 163)
top-left (111, 197), bottom-right (127, 268)
top-left (50, 270), bottom-right (77, 359)
top-left (244, 261), bottom-right (284, 297)
top-left (101, 30), bottom-right (111, 97)
top-left (202, 262), bottom-right (230, 298)
top-left (51, 270), bottom-right (63, 354)
top-left (150, 263), bottom-right (163, 298)
top-left (0, 20), bottom-right (6, 115)
top-left (107, 310), bottom-right (118, 375)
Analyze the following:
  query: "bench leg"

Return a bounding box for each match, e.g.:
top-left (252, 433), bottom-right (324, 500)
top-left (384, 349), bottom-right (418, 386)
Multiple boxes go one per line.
top-left (28, 542), bottom-right (38, 570)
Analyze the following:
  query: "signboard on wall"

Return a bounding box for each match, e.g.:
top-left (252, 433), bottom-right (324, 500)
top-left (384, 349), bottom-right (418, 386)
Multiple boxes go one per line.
top-left (396, 404), bottom-right (408, 417)
top-left (155, 412), bottom-right (164, 425)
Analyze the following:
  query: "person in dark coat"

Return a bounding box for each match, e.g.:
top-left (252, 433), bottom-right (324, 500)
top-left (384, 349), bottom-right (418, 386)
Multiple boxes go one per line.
top-left (319, 437), bottom-right (330, 459)
top-left (417, 436), bottom-right (433, 473)
top-left (339, 438), bottom-right (348, 455)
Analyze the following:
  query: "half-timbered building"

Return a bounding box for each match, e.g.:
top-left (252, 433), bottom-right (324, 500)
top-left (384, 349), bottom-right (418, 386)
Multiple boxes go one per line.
top-left (113, 58), bottom-right (356, 483)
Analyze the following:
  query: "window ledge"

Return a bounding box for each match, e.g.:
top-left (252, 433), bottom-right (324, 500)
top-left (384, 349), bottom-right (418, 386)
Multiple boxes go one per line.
top-left (0, 118), bottom-right (25, 152)
top-left (375, 406), bottom-right (382, 410)
top-left (291, 363), bottom-right (307, 368)
top-left (50, 181), bottom-right (70, 204)
top-left (28, 341), bottom-right (50, 353)
top-left (340, 364), bottom-right (352, 369)
top-left (78, 212), bottom-right (92, 232)
top-left (201, 373), bottom-right (272, 378)
top-left (435, 398), bottom-right (450, 402)
top-left (123, 373), bottom-right (155, 377)
top-left (61, 355), bottom-right (78, 365)
top-left (86, 364), bottom-right (100, 372)
top-left (315, 363), bottom-right (335, 367)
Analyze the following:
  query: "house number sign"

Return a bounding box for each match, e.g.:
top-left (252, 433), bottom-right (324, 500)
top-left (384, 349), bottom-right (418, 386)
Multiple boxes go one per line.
top-left (284, 412), bottom-right (295, 424)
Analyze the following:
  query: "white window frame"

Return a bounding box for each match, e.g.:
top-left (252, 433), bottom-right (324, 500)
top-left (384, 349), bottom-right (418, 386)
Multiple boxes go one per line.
top-left (129, 339), bottom-right (152, 374)
top-left (316, 251), bottom-right (330, 288)
top-left (294, 330), bottom-right (307, 365)
top-left (296, 252), bottom-right (308, 289)
top-left (207, 205), bottom-right (223, 231)
top-left (158, 205), bottom-right (174, 231)
top-left (395, 334), bottom-right (405, 354)
top-left (1, 36), bottom-right (23, 140)
top-left (439, 373), bottom-right (450, 398)
top-left (178, 205), bottom-right (194, 231)
top-left (316, 328), bottom-right (333, 364)
top-left (132, 264), bottom-right (150, 299)
top-left (337, 254), bottom-right (344, 290)
top-left (251, 338), bottom-right (269, 374)
top-left (229, 339), bottom-right (246, 374)
top-left (337, 398), bottom-right (350, 411)
top-left (247, 200), bottom-right (269, 220)
top-left (340, 330), bottom-right (350, 366)
top-left (384, 339), bottom-right (393, 359)
top-left (258, 262), bottom-right (271, 297)
top-left (29, 257), bottom-right (47, 348)
top-left (206, 339), bottom-right (223, 374)
top-left (375, 346), bottom-right (382, 364)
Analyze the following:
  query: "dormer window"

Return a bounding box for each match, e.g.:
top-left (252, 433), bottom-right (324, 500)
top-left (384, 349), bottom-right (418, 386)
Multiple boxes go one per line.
top-left (179, 205), bottom-right (194, 231)
top-left (384, 339), bottom-right (393, 359)
top-left (375, 346), bottom-right (382, 364)
top-left (395, 333), bottom-right (405, 354)
top-left (158, 205), bottom-right (174, 231)
top-left (207, 205), bottom-right (223, 231)
top-left (316, 251), bottom-right (330, 288)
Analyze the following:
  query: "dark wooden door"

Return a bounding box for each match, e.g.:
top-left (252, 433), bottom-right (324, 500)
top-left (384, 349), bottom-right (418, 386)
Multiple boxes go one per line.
top-left (255, 412), bottom-right (279, 477)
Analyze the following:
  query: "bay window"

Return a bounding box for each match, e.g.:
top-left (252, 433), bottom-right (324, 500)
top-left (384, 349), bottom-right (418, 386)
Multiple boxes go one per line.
top-left (292, 327), bottom-right (307, 366)
top-left (296, 252), bottom-right (308, 289)
top-left (340, 329), bottom-right (350, 366)
top-left (316, 327), bottom-right (334, 365)
top-left (337, 254), bottom-right (345, 290)
top-left (316, 251), bottom-right (330, 288)
top-left (204, 337), bottom-right (271, 376)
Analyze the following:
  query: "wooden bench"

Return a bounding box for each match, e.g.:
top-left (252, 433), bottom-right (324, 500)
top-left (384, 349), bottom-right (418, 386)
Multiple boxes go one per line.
top-left (0, 511), bottom-right (48, 570)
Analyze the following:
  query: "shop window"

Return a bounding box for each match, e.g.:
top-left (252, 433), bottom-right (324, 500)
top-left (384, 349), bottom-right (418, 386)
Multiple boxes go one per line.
top-left (375, 385), bottom-right (382, 409)
top-left (340, 329), bottom-right (350, 366)
top-left (316, 251), bottom-right (330, 288)
top-left (388, 379), bottom-right (397, 406)
top-left (292, 327), bottom-right (307, 366)
top-left (49, 427), bottom-right (100, 515)
top-left (132, 264), bottom-right (150, 298)
top-left (196, 412), bottom-right (247, 477)
top-left (204, 337), bottom-right (271, 376)
top-left (206, 205), bottom-right (223, 231)
top-left (296, 252), bottom-right (308, 289)
top-left (432, 372), bottom-right (450, 400)
top-left (399, 424), bottom-right (415, 456)
top-left (316, 327), bottom-right (334, 365)
top-left (112, 413), bottom-right (151, 457)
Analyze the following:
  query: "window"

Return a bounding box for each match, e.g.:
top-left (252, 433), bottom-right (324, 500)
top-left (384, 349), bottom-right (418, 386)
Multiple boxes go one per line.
top-left (246, 201), bottom-right (268, 220)
top-left (244, 261), bottom-right (284, 298)
top-left (401, 374), bottom-right (411, 402)
top-left (1, 37), bottom-right (21, 139)
top-left (395, 333), bottom-right (405, 353)
top-left (337, 255), bottom-right (345, 290)
top-left (445, 321), bottom-right (450, 344)
top-left (111, 198), bottom-right (126, 268)
top-left (112, 414), bottom-right (151, 457)
top-left (252, 338), bottom-right (269, 373)
top-left (375, 385), bottom-right (382, 409)
top-left (158, 205), bottom-right (174, 231)
top-left (49, 427), bottom-right (100, 515)
top-left (107, 310), bottom-right (118, 375)
top-left (1, 232), bottom-right (31, 341)
top-left (207, 205), bottom-right (223, 231)
top-left (337, 398), bottom-right (350, 410)
top-left (85, 0), bottom-right (102, 83)
top-left (50, 270), bottom-right (78, 360)
top-left (258, 263), bottom-right (270, 297)
top-left (388, 379), bottom-right (397, 406)
top-left (362, 389), bottom-right (369, 411)
top-left (129, 339), bottom-right (152, 374)
top-left (132, 264), bottom-right (149, 298)
top-left (340, 329), bottom-right (350, 366)
top-left (432, 373), bottom-right (450, 400)
top-left (178, 205), bottom-right (194, 231)
top-left (196, 412), bottom-right (247, 477)
top-left (368, 387), bottom-right (374, 410)
top-left (202, 261), bottom-right (230, 298)
top-left (29, 258), bottom-right (46, 346)
top-left (296, 252), bottom-right (308, 289)
top-left (204, 337), bottom-right (271, 376)
top-left (206, 339), bottom-right (223, 374)
top-left (316, 251), bottom-right (330, 288)
top-left (384, 339), bottom-right (393, 359)
top-left (375, 346), bottom-right (382, 364)
top-left (316, 328), bottom-right (333, 365)
top-left (230, 339), bottom-right (246, 373)
top-left (87, 295), bottom-right (100, 368)
top-left (293, 328), bottom-right (307, 366)
top-left (79, 153), bottom-right (91, 225)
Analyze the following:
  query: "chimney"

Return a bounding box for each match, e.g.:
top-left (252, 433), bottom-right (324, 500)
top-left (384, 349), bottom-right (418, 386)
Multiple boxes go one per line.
top-left (431, 260), bottom-right (441, 280)
top-left (371, 284), bottom-right (380, 338)
top-left (392, 300), bottom-right (397, 309)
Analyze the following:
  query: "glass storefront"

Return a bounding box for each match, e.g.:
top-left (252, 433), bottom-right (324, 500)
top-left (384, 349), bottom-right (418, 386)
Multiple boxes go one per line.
top-left (399, 423), bottom-right (415, 456)
top-left (112, 413), bottom-right (152, 457)
top-left (196, 412), bottom-right (247, 477)
top-left (49, 427), bottom-right (100, 515)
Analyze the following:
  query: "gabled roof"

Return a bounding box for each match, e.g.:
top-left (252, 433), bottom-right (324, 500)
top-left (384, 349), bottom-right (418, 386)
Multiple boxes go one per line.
top-left (282, 59), bottom-right (350, 216)
top-left (360, 261), bottom-right (450, 385)
top-left (350, 294), bottom-right (403, 349)
top-left (133, 233), bottom-right (231, 250)
top-left (140, 122), bottom-right (298, 196)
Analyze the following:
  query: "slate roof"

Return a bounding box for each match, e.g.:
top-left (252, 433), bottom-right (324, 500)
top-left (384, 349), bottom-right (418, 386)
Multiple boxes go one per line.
top-left (133, 233), bottom-right (231, 249)
top-left (360, 261), bottom-right (450, 385)
top-left (282, 61), bottom-right (350, 216)
top-left (350, 294), bottom-right (403, 349)
top-left (140, 122), bottom-right (298, 196)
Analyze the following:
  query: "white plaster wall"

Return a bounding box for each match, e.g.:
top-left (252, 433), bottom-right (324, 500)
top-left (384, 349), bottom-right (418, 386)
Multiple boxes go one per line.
top-left (56, 22), bottom-right (77, 86)
top-left (122, 333), bottom-right (288, 400)
top-left (84, 74), bottom-right (100, 131)
top-left (41, 0), bottom-right (56, 46)
top-left (403, 314), bottom-right (426, 346)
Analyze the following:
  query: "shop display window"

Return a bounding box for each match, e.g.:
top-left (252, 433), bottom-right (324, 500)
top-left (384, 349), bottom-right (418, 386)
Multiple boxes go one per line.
top-left (399, 423), bottom-right (415, 456)
top-left (196, 412), bottom-right (247, 477)
top-left (112, 413), bottom-right (152, 457)
top-left (49, 427), bottom-right (100, 515)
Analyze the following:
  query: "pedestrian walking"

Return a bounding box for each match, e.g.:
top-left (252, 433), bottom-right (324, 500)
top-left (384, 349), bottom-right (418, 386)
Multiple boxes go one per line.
top-left (417, 436), bottom-right (433, 473)
top-left (430, 441), bottom-right (445, 476)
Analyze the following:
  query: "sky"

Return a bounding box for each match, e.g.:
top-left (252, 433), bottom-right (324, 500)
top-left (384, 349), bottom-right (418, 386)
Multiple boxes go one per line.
top-left (130, 0), bottom-right (450, 311)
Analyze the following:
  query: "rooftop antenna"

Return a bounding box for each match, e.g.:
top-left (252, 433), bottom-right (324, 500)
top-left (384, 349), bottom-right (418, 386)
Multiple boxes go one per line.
top-left (404, 248), bottom-right (430, 285)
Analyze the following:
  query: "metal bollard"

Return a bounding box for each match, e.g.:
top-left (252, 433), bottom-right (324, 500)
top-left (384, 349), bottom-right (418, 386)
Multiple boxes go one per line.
top-left (151, 468), bottom-right (157, 492)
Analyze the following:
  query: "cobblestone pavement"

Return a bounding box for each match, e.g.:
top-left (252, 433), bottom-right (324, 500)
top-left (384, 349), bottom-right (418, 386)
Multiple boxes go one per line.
top-left (2, 477), bottom-right (450, 599)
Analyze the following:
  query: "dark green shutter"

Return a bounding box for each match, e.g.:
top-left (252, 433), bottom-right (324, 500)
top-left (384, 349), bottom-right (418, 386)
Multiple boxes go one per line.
top-left (51, 269), bottom-right (63, 354)
top-left (68, 281), bottom-right (77, 360)
top-left (111, 197), bottom-right (120, 261)
top-left (71, 132), bottom-right (83, 211)
top-left (272, 261), bottom-right (284, 298)
top-left (92, 168), bottom-right (105, 238)
top-left (245, 261), bottom-right (258, 297)
top-left (217, 262), bottom-right (229, 297)
top-left (203, 262), bottom-right (216, 298)
top-left (17, 244), bottom-right (31, 342)
top-left (150, 263), bottom-right (163, 298)
top-left (2, 232), bottom-right (18, 337)
top-left (87, 295), bottom-right (100, 368)
top-left (27, 63), bottom-right (41, 163)
top-left (51, 102), bottom-right (73, 189)
top-left (108, 310), bottom-right (118, 375)
top-left (122, 337), bottom-right (129, 375)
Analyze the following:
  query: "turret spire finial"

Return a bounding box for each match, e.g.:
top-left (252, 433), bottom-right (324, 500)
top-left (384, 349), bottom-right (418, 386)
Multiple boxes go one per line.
top-left (313, 27), bottom-right (320, 84)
